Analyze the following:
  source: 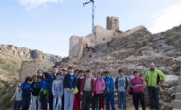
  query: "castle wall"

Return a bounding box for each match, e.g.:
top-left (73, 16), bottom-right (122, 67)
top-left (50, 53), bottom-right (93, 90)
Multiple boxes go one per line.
top-left (69, 36), bottom-right (80, 59)
top-left (94, 25), bottom-right (114, 44)
top-left (125, 25), bottom-right (145, 35)
top-left (82, 36), bottom-right (96, 47)
top-left (69, 36), bottom-right (80, 51)
top-left (19, 60), bottom-right (54, 82)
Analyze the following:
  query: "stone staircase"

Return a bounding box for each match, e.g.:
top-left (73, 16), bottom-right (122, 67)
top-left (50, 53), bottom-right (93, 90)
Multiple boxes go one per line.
top-left (173, 69), bottom-right (181, 110)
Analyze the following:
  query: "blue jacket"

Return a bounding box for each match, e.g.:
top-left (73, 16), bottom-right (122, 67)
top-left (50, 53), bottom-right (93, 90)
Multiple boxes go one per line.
top-left (21, 82), bottom-right (31, 96)
top-left (47, 73), bottom-right (56, 90)
top-left (104, 77), bottom-right (114, 93)
top-left (40, 79), bottom-right (48, 90)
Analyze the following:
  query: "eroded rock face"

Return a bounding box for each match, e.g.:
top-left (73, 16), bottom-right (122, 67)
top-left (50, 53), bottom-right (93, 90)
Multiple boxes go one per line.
top-left (0, 44), bottom-right (62, 62)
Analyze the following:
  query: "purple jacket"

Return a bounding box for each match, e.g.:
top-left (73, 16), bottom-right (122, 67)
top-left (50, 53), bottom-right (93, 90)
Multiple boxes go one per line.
top-left (95, 79), bottom-right (105, 94)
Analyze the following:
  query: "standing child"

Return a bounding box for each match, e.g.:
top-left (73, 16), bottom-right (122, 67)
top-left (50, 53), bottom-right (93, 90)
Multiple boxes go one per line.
top-left (47, 66), bottom-right (58, 110)
top-left (52, 73), bottom-right (63, 110)
top-left (80, 70), bottom-right (95, 110)
top-left (20, 76), bottom-right (32, 110)
top-left (130, 71), bottom-right (146, 110)
top-left (104, 71), bottom-right (115, 110)
top-left (94, 72), bottom-right (105, 110)
top-left (40, 72), bottom-right (49, 110)
top-left (91, 72), bottom-right (97, 110)
top-left (30, 75), bottom-right (41, 110)
top-left (73, 70), bottom-right (85, 110)
top-left (115, 69), bottom-right (128, 110)
top-left (11, 80), bottom-right (22, 110)
top-left (61, 68), bottom-right (68, 110)
top-left (63, 66), bottom-right (77, 110)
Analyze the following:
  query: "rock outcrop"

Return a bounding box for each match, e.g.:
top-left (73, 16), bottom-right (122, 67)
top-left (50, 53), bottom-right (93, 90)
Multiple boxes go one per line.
top-left (0, 44), bottom-right (62, 62)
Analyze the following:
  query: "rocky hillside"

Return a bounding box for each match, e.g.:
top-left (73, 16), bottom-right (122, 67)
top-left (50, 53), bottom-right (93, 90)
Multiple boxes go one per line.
top-left (0, 44), bottom-right (62, 62)
top-left (60, 24), bottom-right (181, 109)
top-left (0, 45), bottom-right (62, 109)
top-left (63, 24), bottom-right (181, 75)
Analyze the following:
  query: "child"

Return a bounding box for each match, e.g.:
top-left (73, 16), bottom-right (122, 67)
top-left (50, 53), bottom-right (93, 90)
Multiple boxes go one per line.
top-left (73, 70), bottom-right (85, 110)
top-left (30, 75), bottom-right (41, 110)
top-left (37, 75), bottom-right (42, 110)
top-left (21, 76), bottom-right (32, 110)
top-left (80, 70), bottom-right (95, 110)
top-left (94, 72), bottom-right (105, 110)
top-left (130, 71), bottom-right (146, 110)
top-left (63, 66), bottom-right (77, 110)
top-left (47, 66), bottom-right (58, 110)
top-left (115, 69), bottom-right (128, 110)
top-left (11, 80), bottom-right (22, 110)
top-left (61, 67), bottom-right (68, 110)
top-left (91, 72), bottom-right (97, 110)
top-left (52, 73), bottom-right (63, 110)
top-left (40, 72), bottom-right (49, 110)
top-left (101, 71), bottom-right (106, 109)
top-left (104, 71), bottom-right (115, 110)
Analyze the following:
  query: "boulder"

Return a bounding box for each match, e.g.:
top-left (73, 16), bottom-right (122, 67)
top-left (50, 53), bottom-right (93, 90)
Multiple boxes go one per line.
top-left (165, 75), bottom-right (179, 86)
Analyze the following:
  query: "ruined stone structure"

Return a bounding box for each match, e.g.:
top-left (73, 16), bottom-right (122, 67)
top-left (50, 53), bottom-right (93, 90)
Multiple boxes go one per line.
top-left (106, 16), bottom-right (119, 30)
top-left (69, 16), bottom-right (122, 61)
top-left (69, 16), bottom-right (146, 62)
top-left (19, 60), bottom-right (54, 82)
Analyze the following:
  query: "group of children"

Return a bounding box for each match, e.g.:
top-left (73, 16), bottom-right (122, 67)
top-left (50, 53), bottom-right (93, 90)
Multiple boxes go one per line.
top-left (11, 66), bottom-right (146, 110)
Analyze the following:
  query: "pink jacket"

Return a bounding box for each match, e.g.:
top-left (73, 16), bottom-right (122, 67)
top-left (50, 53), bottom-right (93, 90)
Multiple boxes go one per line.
top-left (95, 79), bottom-right (105, 94)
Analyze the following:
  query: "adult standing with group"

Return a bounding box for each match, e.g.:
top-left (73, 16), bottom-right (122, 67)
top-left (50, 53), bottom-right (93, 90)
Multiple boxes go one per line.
top-left (144, 63), bottom-right (166, 110)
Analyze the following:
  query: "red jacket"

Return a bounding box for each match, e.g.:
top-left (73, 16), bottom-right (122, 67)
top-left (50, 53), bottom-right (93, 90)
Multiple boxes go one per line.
top-left (80, 78), bottom-right (95, 93)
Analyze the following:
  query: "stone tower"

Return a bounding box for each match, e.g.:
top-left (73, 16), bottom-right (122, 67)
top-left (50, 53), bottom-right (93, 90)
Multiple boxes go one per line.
top-left (106, 16), bottom-right (119, 30)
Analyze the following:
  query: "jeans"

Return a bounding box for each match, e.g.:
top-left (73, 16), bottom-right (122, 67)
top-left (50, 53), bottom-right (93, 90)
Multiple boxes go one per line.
top-left (22, 95), bottom-right (31, 110)
top-left (40, 91), bottom-right (48, 110)
top-left (13, 101), bottom-right (21, 110)
top-left (118, 92), bottom-right (126, 110)
top-left (106, 92), bottom-right (115, 110)
top-left (81, 91), bottom-right (91, 110)
top-left (53, 94), bottom-right (62, 110)
top-left (64, 88), bottom-right (74, 110)
top-left (31, 95), bottom-right (41, 110)
top-left (49, 90), bottom-right (53, 110)
top-left (133, 92), bottom-right (145, 110)
top-left (148, 87), bottom-right (160, 109)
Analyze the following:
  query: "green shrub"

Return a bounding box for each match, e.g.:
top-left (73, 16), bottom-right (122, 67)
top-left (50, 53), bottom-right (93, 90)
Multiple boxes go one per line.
top-left (142, 40), bottom-right (147, 46)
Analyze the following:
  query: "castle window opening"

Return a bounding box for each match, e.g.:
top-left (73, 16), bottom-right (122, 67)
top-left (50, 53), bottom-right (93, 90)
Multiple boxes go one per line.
top-left (103, 38), bottom-right (105, 41)
top-left (115, 19), bottom-right (117, 21)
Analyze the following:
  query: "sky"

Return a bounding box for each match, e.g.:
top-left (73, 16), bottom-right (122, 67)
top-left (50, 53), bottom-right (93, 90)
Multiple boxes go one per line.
top-left (0, 0), bottom-right (181, 57)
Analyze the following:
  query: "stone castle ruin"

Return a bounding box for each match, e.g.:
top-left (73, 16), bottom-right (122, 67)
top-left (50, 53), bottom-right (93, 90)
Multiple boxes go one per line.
top-left (69, 16), bottom-right (122, 61)
top-left (69, 16), bottom-right (145, 61)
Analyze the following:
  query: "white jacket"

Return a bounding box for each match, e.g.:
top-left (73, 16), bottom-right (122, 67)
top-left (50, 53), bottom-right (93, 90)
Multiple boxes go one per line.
top-left (11, 86), bottom-right (22, 101)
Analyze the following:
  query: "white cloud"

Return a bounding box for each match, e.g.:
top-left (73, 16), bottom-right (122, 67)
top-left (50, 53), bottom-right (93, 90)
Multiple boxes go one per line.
top-left (19, 0), bottom-right (63, 10)
top-left (150, 3), bottom-right (181, 33)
